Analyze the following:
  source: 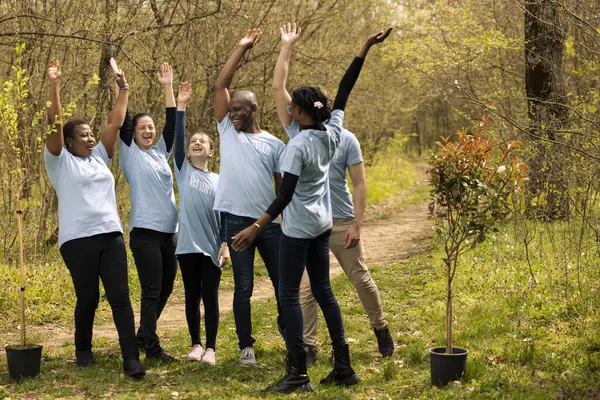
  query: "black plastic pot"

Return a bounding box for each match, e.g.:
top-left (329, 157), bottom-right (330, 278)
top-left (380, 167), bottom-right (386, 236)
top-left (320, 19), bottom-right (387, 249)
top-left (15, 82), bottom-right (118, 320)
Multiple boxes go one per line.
top-left (5, 344), bottom-right (43, 381)
top-left (429, 346), bottom-right (468, 387)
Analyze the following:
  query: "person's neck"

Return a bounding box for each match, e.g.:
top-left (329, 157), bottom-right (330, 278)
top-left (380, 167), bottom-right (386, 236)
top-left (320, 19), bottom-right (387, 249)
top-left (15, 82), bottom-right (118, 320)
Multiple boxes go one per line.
top-left (191, 158), bottom-right (209, 172)
top-left (243, 121), bottom-right (261, 134)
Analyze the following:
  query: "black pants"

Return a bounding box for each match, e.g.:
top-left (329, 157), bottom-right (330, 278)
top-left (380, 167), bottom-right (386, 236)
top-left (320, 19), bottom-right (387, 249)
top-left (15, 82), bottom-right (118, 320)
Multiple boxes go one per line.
top-left (59, 232), bottom-right (138, 359)
top-left (130, 228), bottom-right (177, 356)
top-left (179, 253), bottom-right (222, 350)
top-left (279, 230), bottom-right (347, 353)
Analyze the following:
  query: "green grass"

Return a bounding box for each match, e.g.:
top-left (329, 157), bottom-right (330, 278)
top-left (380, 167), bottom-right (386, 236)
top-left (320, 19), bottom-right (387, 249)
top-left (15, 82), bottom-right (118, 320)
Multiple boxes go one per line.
top-left (3, 220), bottom-right (600, 398)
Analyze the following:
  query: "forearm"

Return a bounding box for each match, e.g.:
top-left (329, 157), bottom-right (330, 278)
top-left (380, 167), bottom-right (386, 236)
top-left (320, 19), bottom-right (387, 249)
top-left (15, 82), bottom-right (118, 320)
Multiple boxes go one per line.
top-left (352, 183), bottom-right (367, 225)
top-left (273, 44), bottom-right (292, 91)
top-left (163, 82), bottom-right (176, 108)
top-left (119, 109), bottom-right (133, 146)
top-left (216, 46), bottom-right (248, 89)
top-left (163, 107), bottom-right (176, 152)
top-left (175, 110), bottom-right (186, 170)
top-left (47, 83), bottom-right (61, 126)
top-left (358, 42), bottom-right (372, 59)
top-left (108, 88), bottom-right (129, 128)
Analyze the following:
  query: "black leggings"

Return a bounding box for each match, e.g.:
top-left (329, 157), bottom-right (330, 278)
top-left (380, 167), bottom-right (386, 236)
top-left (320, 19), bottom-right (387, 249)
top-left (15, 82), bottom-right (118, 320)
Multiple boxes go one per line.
top-left (130, 228), bottom-right (177, 356)
top-left (59, 232), bottom-right (138, 359)
top-left (178, 253), bottom-right (221, 350)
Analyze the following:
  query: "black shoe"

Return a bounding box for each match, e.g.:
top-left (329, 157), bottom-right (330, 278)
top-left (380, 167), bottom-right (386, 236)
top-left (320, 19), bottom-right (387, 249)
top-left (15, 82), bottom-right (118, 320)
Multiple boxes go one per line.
top-left (146, 350), bottom-right (178, 363)
top-left (374, 325), bottom-right (395, 357)
top-left (266, 350), bottom-right (314, 394)
top-left (75, 350), bottom-right (95, 367)
top-left (305, 345), bottom-right (318, 368)
top-left (320, 344), bottom-right (361, 387)
top-left (123, 358), bottom-right (145, 379)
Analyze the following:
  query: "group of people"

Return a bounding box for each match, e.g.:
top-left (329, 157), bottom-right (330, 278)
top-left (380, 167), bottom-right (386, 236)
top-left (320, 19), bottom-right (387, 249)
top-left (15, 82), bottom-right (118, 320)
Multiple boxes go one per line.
top-left (44, 24), bottom-right (394, 393)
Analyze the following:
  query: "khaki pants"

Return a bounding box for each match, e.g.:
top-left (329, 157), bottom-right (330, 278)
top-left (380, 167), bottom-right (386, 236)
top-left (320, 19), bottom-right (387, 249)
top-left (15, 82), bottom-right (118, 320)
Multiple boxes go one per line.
top-left (299, 218), bottom-right (386, 347)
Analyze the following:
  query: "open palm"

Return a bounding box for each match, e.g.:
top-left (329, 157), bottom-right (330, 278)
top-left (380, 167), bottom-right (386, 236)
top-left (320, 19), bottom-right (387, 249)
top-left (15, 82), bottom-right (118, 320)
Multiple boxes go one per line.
top-left (280, 22), bottom-right (302, 46)
top-left (239, 28), bottom-right (262, 49)
top-left (158, 62), bottom-right (173, 86)
top-left (178, 82), bottom-right (192, 104)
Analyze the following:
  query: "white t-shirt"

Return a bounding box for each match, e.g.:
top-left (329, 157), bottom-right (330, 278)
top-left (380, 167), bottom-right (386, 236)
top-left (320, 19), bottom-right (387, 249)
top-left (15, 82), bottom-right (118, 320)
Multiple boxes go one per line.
top-left (175, 160), bottom-right (221, 267)
top-left (280, 110), bottom-right (344, 238)
top-left (44, 143), bottom-right (123, 247)
top-left (214, 115), bottom-right (285, 221)
top-left (119, 136), bottom-right (178, 233)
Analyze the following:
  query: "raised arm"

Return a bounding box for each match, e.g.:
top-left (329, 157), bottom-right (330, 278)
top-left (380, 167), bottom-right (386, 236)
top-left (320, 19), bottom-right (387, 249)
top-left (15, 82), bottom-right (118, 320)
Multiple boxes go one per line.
top-left (46, 58), bottom-right (63, 156)
top-left (175, 82), bottom-right (192, 170)
top-left (214, 28), bottom-right (262, 122)
top-left (158, 62), bottom-right (176, 152)
top-left (273, 23), bottom-right (302, 128)
top-left (102, 58), bottom-right (129, 159)
top-left (333, 27), bottom-right (393, 112)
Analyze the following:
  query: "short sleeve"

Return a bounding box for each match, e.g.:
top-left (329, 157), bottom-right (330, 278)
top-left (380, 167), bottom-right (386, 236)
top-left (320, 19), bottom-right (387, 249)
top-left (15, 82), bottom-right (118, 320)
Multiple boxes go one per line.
top-left (284, 121), bottom-right (301, 140)
top-left (280, 141), bottom-right (304, 176)
top-left (174, 155), bottom-right (189, 186)
top-left (43, 145), bottom-right (65, 187)
top-left (92, 142), bottom-right (111, 165)
top-left (345, 133), bottom-right (363, 166)
top-left (328, 110), bottom-right (344, 146)
top-left (274, 140), bottom-right (286, 173)
top-left (119, 136), bottom-right (132, 166)
top-left (216, 114), bottom-right (234, 136)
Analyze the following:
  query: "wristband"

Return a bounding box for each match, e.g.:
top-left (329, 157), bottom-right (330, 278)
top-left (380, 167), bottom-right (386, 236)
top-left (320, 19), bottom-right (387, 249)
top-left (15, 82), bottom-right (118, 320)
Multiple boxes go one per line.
top-left (119, 84), bottom-right (130, 91)
top-left (253, 222), bottom-right (261, 230)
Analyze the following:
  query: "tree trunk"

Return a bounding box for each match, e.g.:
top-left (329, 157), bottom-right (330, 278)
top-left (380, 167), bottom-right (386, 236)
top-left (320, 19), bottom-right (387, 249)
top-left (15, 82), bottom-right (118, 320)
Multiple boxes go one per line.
top-left (524, 0), bottom-right (569, 220)
top-left (445, 261), bottom-right (453, 354)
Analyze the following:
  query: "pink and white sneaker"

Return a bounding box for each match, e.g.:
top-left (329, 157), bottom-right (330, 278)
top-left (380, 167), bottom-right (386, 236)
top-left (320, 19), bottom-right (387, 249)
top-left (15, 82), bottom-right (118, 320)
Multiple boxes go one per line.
top-left (187, 345), bottom-right (204, 361)
top-left (202, 348), bottom-right (216, 366)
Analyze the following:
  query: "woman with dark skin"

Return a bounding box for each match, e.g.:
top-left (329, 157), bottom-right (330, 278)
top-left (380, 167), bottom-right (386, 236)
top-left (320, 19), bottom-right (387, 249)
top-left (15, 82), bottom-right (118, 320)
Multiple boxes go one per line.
top-left (232, 26), bottom-right (392, 393)
top-left (44, 57), bottom-right (144, 379)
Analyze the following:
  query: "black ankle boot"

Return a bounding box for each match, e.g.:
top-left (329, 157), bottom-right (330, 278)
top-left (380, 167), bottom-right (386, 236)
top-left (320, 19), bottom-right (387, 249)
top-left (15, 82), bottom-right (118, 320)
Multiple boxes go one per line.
top-left (75, 350), bottom-right (95, 367)
top-left (266, 350), bottom-right (314, 394)
top-left (123, 358), bottom-right (145, 379)
top-left (320, 344), bottom-right (361, 387)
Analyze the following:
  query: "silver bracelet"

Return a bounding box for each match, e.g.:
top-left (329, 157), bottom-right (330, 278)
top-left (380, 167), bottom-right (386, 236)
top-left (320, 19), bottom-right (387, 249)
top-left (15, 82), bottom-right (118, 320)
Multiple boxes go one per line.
top-left (119, 84), bottom-right (130, 91)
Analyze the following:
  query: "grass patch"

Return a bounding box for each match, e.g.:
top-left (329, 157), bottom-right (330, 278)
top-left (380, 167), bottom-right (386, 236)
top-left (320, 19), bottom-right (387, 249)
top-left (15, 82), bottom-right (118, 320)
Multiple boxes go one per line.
top-left (3, 220), bottom-right (600, 398)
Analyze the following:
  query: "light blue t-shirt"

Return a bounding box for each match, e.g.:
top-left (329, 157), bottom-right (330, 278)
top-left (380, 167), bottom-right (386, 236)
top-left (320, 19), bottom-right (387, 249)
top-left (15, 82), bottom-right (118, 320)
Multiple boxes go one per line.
top-left (214, 115), bottom-right (285, 221)
top-left (175, 160), bottom-right (221, 267)
top-left (329, 129), bottom-right (363, 219)
top-left (119, 136), bottom-right (178, 233)
top-left (44, 143), bottom-right (123, 247)
top-left (281, 110), bottom-right (344, 239)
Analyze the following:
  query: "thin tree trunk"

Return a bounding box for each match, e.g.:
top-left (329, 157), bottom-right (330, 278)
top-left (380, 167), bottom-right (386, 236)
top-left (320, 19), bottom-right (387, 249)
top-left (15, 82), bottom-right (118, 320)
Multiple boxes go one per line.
top-left (445, 261), bottom-right (452, 354)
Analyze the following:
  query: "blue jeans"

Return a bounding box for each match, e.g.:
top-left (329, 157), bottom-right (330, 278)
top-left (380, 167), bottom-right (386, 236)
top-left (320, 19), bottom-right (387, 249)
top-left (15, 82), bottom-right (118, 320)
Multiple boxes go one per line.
top-left (279, 229), bottom-right (347, 353)
top-left (221, 212), bottom-right (283, 349)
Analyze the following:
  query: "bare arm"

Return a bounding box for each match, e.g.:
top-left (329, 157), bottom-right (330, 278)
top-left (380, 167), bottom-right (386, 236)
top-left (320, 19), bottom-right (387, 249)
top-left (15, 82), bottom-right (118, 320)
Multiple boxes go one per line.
top-left (345, 162), bottom-right (367, 249)
top-left (46, 58), bottom-right (63, 156)
top-left (273, 23), bottom-right (302, 128)
top-left (214, 28), bottom-right (262, 122)
top-left (102, 58), bottom-right (129, 159)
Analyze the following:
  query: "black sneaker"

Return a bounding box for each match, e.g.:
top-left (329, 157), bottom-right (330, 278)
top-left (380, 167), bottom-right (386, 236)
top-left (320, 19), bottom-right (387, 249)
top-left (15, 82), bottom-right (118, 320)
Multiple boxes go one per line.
top-left (75, 350), bottom-right (95, 367)
top-left (374, 325), bottom-right (395, 357)
top-left (147, 351), bottom-right (179, 363)
top-left (305, 345), bottom-right (318, 368)
top-left (123, 358), bottom-right (145, 379)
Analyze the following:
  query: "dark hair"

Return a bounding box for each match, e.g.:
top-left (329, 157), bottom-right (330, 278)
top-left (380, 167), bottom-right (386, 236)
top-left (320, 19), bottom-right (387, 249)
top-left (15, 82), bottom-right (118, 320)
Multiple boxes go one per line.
top-left (132, 113), bottom-right (153, 130)
top-left (63, 119), bottom-right (88, 143)
top-left (291, 86), bottom-right (331, 126)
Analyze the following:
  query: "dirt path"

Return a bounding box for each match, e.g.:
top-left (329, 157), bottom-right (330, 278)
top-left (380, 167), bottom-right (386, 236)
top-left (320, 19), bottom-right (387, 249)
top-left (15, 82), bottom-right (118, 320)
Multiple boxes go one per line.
top-left (8, 167), bottom-right (432, 351)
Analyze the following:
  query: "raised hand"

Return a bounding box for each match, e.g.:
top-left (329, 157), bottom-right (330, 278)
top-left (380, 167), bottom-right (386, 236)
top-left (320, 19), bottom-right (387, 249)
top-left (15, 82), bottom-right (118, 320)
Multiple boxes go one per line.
top-left (109, 57), bottom-right (127, 88)
top-left (238, 28), bottom-right (262, 50)
top-left (366, 26), bottom-right (393, 47)
top-left (157, 62), bottom-right (173, 86)
top-left (280, 22), bottom-right (302, 47)
top-left (47, 58), bottom-right (61, 83)
top-left (177, 82), bottom-right (193, 105)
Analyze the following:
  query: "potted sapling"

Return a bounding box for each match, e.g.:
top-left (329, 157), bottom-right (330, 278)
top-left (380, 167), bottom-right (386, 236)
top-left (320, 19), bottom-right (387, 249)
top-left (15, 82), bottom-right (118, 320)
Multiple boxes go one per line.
top-left (427, 120), bottom-right (527, 387)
